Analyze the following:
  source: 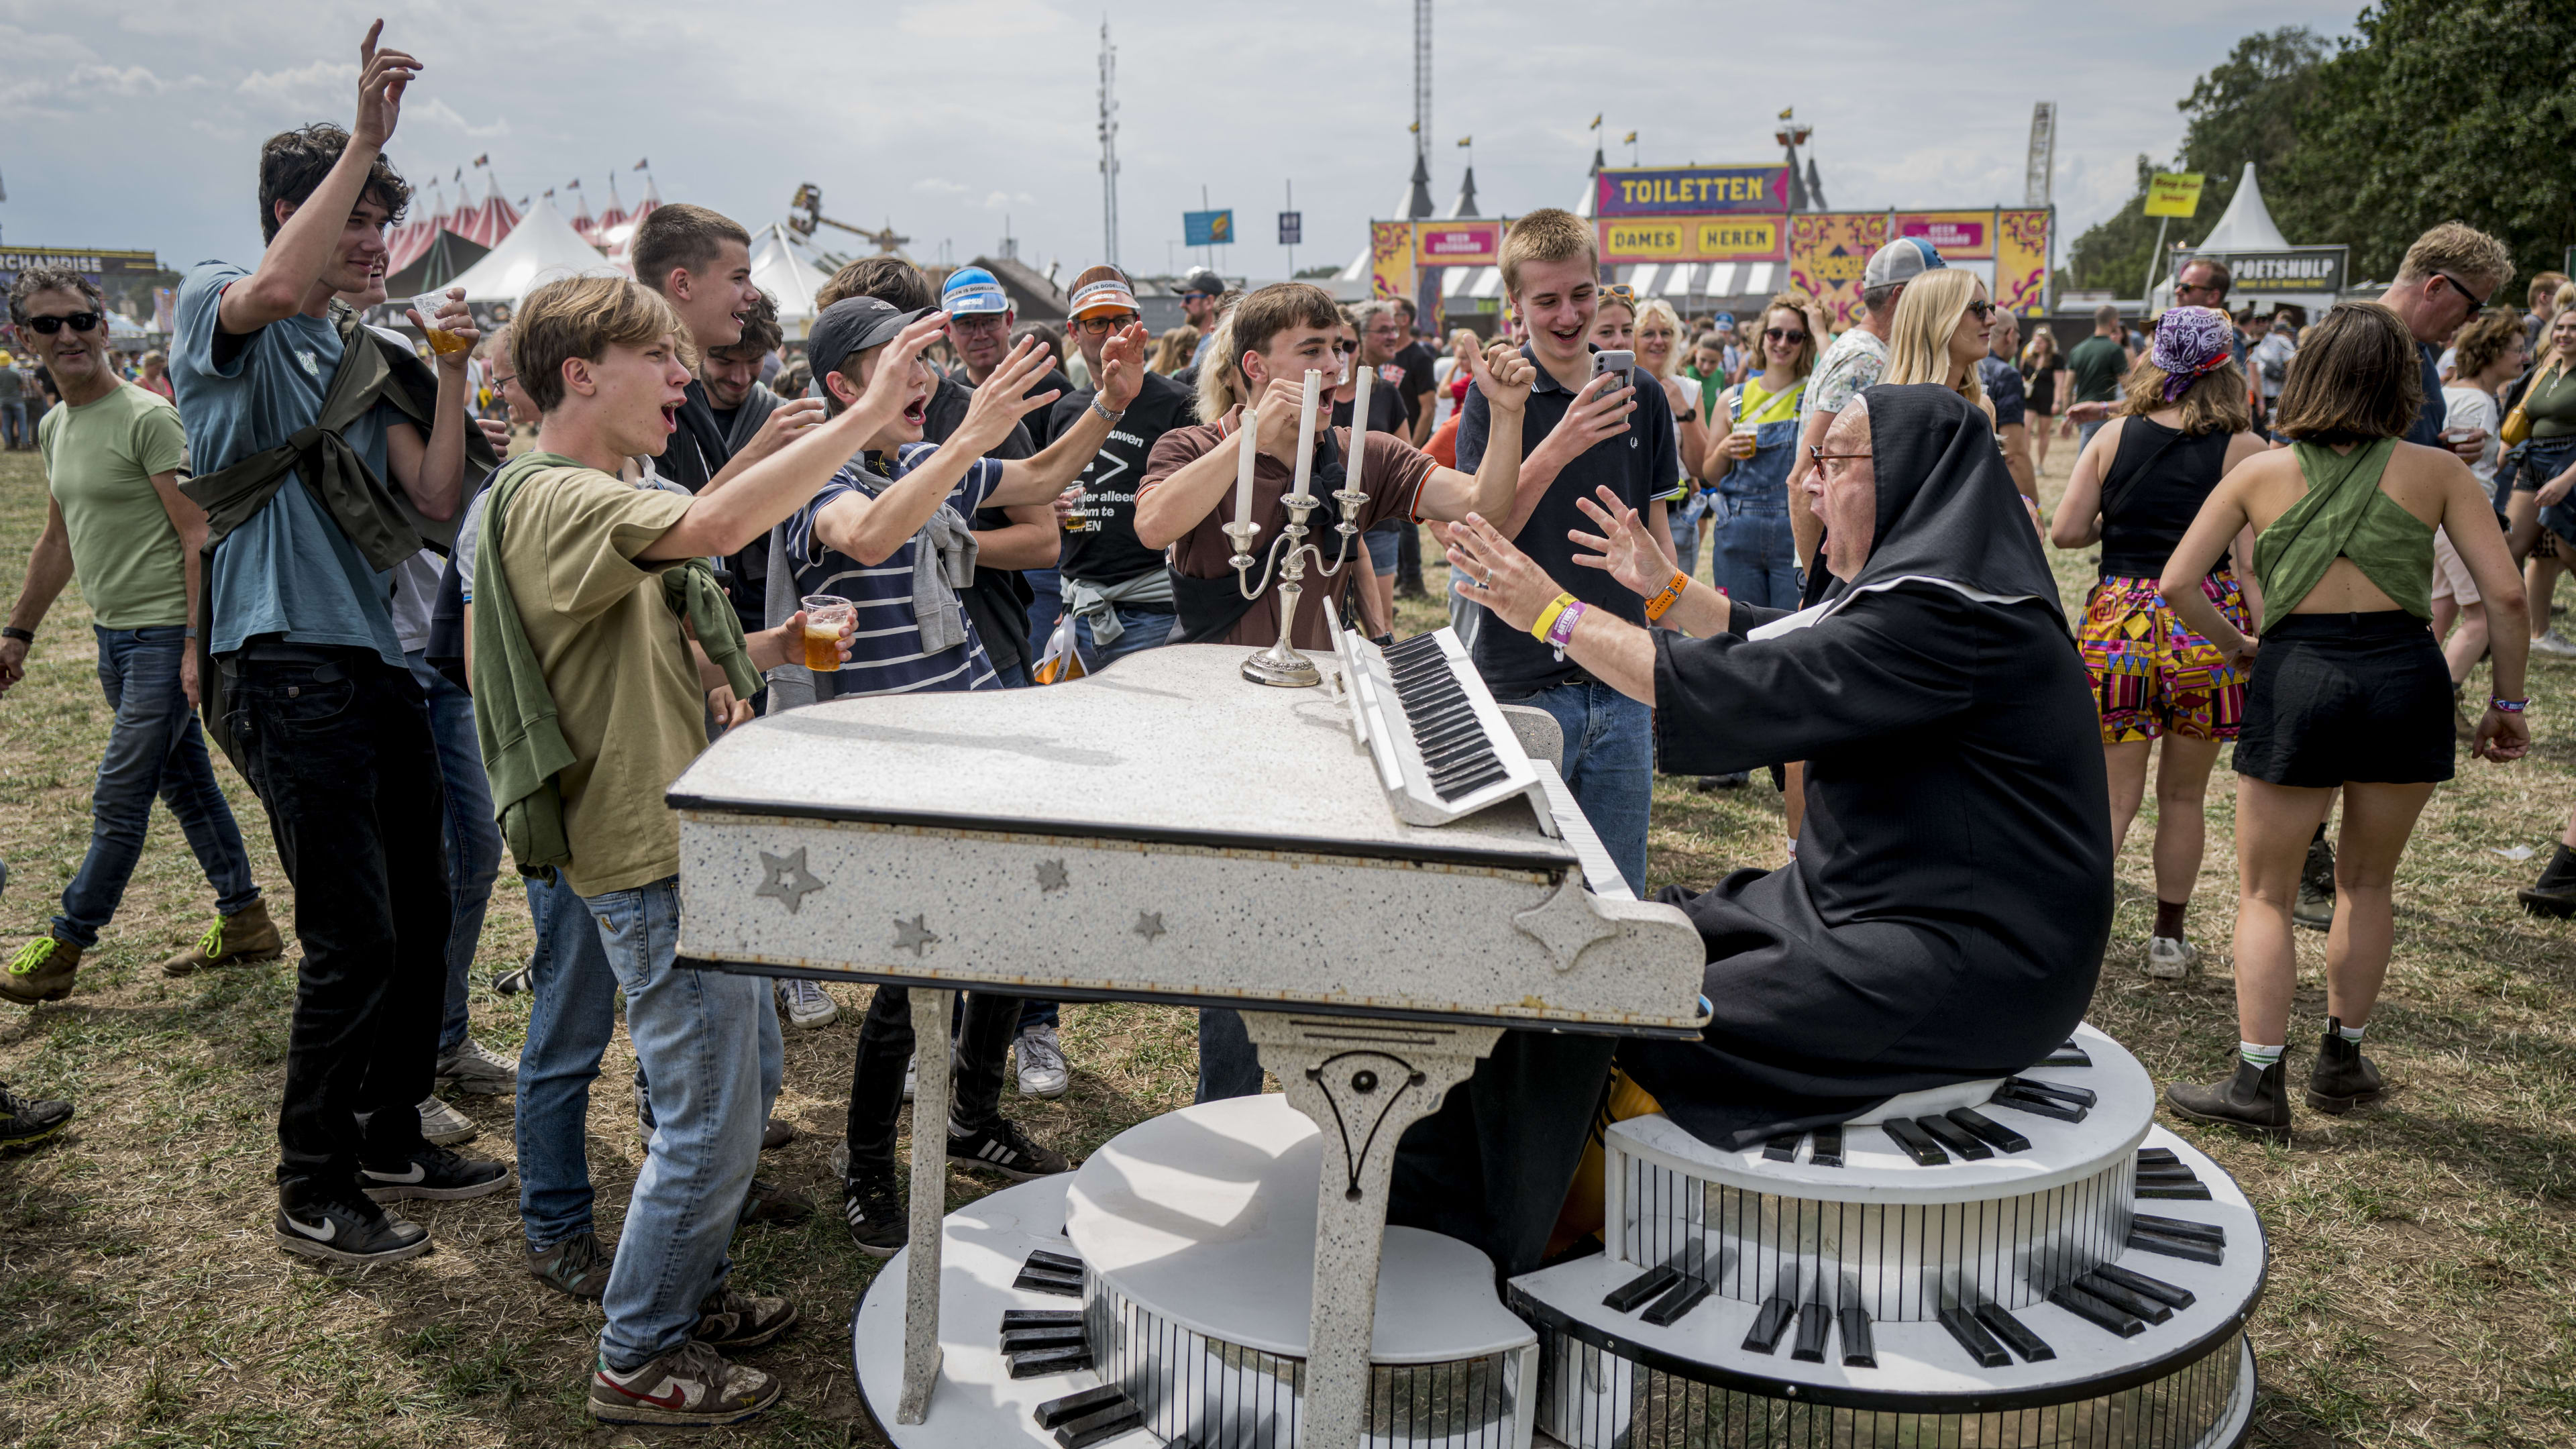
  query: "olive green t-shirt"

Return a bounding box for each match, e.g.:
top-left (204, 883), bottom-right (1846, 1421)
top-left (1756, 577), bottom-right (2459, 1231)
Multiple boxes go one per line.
top-left (39, 382), bottom-right (192, 629)
top-left (494, 465), bottom-right (703, 899)
top-left (2065, 335), bottom-right (2129, 405)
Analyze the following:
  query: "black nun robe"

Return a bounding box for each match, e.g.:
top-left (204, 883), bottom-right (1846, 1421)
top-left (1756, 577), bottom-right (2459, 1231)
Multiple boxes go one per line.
top-left (1389, 384), bottom-right (2112, 1277)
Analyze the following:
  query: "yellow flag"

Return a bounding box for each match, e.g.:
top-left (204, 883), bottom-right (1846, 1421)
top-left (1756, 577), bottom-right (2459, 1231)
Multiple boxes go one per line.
top-left (1456, 135), bottom-right (1472, 147)
top-left (1778, 105), bottom-right (1794, 119)
top-left (1589, 113), bottom-right (1602, 129)
top-left (1623, 130), bottom-right (1638, 144)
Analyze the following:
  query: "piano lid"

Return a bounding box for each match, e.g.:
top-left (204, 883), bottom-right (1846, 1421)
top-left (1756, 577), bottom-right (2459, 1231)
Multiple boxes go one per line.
top-left (669, 644), bottom-right (1583, 873)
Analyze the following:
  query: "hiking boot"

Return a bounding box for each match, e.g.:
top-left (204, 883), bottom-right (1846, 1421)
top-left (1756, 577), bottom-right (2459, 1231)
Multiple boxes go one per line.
top-left (528, 1230), bottom-right (616, 1300)
top-left (2294, 837), bottom-right (2335, 932)
top-left (2144, 935), bottom-right (2198, 980)
top-left (2, 935), bottom-right (80, 1004)
top-left (843, 1168), bottom-right (906, 1257)
top-left (160, 898), bottom-right (283, 977)
top-left (761, 1116), bottom-right (795, 1151)
top-left (694, 1286), bottom-right (799, 1351)
top-left (274, 1182), bottom-right (433, 1266)
top-left (415, 1095), bottom-right (478, 1146)
top-left (435, 1038), bottom-right (519, 1095)
top-left (776, 977), bottom-right (839, 1028)
top-left (588, 1340), bottom-right (780, 1427)
top-left (359, 1144), bottom-right (514, 1202)
top-left (2164, 1058), bottom-right (2292, 1143)
top-left (948, 1116), bottom-right (1071, 1181)
top-left (2520, 843), bottom-right (2576, 919)
top-left (738, 1177), bottom-right (814, 1227)
top-left (1014, 1022), bottom-right (1069, 1099)
top-left (2306, 1018), bottom-right (2385, 1114)
top-left (0, 1081), bottom-right (74, 1150)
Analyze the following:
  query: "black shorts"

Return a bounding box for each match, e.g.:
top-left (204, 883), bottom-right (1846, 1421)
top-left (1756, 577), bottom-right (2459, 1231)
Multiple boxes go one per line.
top-left (2232, 611), bottom-right (2453, 788)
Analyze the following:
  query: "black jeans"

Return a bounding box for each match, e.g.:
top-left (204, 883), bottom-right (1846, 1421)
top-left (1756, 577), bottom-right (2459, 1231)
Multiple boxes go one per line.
top-left (844, 985), bottom-right (1018, 1179)
top-left (225, 650), bottom-right (452, 1193)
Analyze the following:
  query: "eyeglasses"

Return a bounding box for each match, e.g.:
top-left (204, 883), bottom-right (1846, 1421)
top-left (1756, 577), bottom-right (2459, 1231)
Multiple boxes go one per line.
top-left (2173, 278), bottom-right (2224, 298)
top-left (1810, 445), bottom-right (1870, 468)
top-left (1072, 313), bottom-right (1138, 336)
top-left (1764, 327), bottom-right (1809, 343)
top-left (2435, 271), bottom-right (2493, 309)
top-left (948, 313), bottom-right (1011, 333)
top-left (23, 311), bottom-right (103, 335)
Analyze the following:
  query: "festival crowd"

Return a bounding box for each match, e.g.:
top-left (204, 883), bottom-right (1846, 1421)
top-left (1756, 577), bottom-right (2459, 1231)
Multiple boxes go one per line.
top-left (0, 23), bottom-right (2569, 1430)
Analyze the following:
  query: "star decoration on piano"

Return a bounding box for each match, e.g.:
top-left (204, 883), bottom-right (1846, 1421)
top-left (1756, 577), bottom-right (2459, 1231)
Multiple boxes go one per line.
top-left (1133, 912), bottom-right (1167, 944)
top-left (1036, 859), bottom-right (1069, 893)
top-left (753, 849), bottom-right (826, 914)
top-left (892, 914), bottom-right (941, 957)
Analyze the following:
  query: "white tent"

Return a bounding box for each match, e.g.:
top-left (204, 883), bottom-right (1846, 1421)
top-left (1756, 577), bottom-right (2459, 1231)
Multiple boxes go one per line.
top-left (441, 195), bottom-right (622, 305)
top-left (749, 223), bottom-right (834, 336)
top-left (2195, 162), bottom-right (2292, 253)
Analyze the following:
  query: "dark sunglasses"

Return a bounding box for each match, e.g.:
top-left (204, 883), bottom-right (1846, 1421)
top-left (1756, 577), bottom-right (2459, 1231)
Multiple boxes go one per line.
top-left (2436, 271), bottom-right (2493, 308)
top-left (1966, 299), bottom-right (1998, 320)
top-left (1599, 284), bottom-right (1638, 306)
top-left (24, 311), bottom-right (103, 335)
top-left (1764, 327), bottom-right (1809, 343)
top-left (1332, 339), bottom-right (1358, 352)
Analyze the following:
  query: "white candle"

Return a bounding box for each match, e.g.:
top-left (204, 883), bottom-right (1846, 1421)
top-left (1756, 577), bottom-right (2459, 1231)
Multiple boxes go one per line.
top-left (1346, 357), bottom-right (1372, 494)
top-left (1291, 370), bottom-right (1322, 498)
top-left (1232, 402), bottom-right (1258, 528)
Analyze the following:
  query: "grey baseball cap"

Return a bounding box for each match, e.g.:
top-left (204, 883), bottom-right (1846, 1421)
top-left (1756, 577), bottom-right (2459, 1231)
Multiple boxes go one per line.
top-left (807, 296), bottom-right (933, 380)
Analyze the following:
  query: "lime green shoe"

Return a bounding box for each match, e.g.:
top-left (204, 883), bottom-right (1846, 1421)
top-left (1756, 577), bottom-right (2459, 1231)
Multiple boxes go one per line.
top-left (1, 935), bottom-right (81, 1005)
top-left (161, 898), bottom-right (283, 977)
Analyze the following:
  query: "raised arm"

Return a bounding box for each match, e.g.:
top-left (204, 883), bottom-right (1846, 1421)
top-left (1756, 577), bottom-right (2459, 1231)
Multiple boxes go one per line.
top-left (380, 290), bottom-right (476, 521)
top-left (1414, 341), bottom-right (1532, 522)
top-left (1568, 487), bottom-right (1729, 636)
top-left (991, 324), bottom-right (1146, 506)
top-left (1497, 371), bottom-right (1634, 539)
top-left (1131, 374), bottom-right (1312, 549)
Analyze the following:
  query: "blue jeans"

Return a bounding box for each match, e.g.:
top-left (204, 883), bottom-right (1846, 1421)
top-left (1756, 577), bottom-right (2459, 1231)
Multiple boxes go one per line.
top-left (2077, 418), bottom-right (2108, 457)
top-left (1711, 501), bottom-right (1801, 612)
top-left (1072, 603), bottom-right (1177, 673)
top-left (408, 651), bottom-right (500, 1055)
top-left (1666, 492), bottom-right (1710, 581)
top-left (56, 625), bottom-right (260, 948)
top-left (515, 871), bottom-right (619, 1246)
top-left (1024, 567), bottom-right (1063, 661)
top-left (0, 400), bottom-right (26, 449)
top-left (584, 877), bottom-right (776, 1371)
top-left (1497, 679), bottom-right (1653, 894)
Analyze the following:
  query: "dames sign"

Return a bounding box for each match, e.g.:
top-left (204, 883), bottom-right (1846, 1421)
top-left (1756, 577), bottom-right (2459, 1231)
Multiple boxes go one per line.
top-left (1595, 165), bottom-right (1790, 217)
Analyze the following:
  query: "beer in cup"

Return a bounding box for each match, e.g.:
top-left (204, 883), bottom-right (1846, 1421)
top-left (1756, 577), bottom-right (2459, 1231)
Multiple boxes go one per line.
top-left (801, 594), bottom-right (855, 671)
top-left (413, 290), bottom-right (472, 356)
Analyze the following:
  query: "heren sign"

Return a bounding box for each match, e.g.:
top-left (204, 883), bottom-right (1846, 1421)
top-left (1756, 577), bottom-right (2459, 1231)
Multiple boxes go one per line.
top-left (1595, 166), bottom-right (1790, 217)
top-left (2180, 246), bottom-right (2348, 295)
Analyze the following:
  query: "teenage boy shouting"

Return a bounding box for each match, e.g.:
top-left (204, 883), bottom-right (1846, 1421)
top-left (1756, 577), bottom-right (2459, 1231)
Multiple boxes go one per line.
top-left (473, 274), bottom-right (928, 1427)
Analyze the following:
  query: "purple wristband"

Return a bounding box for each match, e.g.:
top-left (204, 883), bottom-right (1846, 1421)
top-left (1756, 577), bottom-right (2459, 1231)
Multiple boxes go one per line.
top-left (1546, 600), bottom-right (1586, 659)
top-left (2490, 697), bottom-right (2526, 714)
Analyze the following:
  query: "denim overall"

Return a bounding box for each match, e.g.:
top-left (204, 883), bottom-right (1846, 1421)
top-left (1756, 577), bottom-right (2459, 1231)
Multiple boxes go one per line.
top-left (1713, 379), bottom-right (1806, 610)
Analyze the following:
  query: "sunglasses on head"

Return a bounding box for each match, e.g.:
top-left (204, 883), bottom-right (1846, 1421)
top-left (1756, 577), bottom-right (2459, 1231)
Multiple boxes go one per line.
top-left (1599, 284), bottom-right (1637, 305)
top-left (24, 311), bottom-right (103, 335)
top-left (1764, 326), bottom-right (1809, 343)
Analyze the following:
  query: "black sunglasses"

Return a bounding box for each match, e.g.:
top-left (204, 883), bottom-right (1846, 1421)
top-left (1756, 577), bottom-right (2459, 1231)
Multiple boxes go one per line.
top-left (24, 311), bottom-right (104, 335)
top-left (2436, 271), bottom-right (2493, 309)
top-left (1764, 327), bottom-right (1809, 343)
top-left (1966, 299), bottom-right (1998, 320)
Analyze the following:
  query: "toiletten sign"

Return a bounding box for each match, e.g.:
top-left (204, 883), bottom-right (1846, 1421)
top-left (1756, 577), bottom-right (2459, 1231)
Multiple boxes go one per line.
top-left (1596, 165), bottom-right (1790, 217)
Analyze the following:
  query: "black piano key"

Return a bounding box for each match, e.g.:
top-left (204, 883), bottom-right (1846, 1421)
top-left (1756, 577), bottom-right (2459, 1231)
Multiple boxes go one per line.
top-left (1945, 1108), bottom-right (2031, 1153)
top-left (2091, 1263), bottom-right (2198, 1310)
top-left (1837, 1303), bottom-right (1877, 1368)
top-left (2127, 1229), bottom-right (2224, 1265)
top-left (1601, 1263), bottom-right (1679, 1313)
top-left (2041, 1046), bottom-right (2094, 1067)
top-left (2135, 1165), bottom-right (2200, 1182)
top-left (1791, 1301), bottom-right (1832, 1362)
top-left (2130, 1213), bottom-right (2224, 1244)
top-left (1009, 1344), bottom-right (1095, 1377)
top-left (1034, 1384), bottom-right (1126, 1430)
top-left (1989, 1089), bottom-right (2086, 1122)
top-left (1936, 1307), bottom-right (2011, 1368)
top-left (1742, 1297), bottom-right (1798, 1354)
top-left (1014, 1266), bottom-right (1086, 1297)
top-left (2075, 1273), bottom-right (2175, 1325)
top-left (1972, 1301), bottom-right (2055, 1362)
top-left (1025, 1249), bottom-right (1085, 1275)
top-left (1414, 714), bottom-right (1483, 745)
top-left (1434, 766), bottom-right (1509, 800)
top-left (2003, 1076), bottom-right (2098, 1108)
top-left (2137, 1183), bottom-right (2215, 1201)
top-left (1762, 1132), bottom-right (1803, 1162)
top-left (1880, 1117), bottom-right (1950, 1165)
top-left (1054, 1400), bottom-right (1145, 1448)
top-left (1811, 1125), bottom-right (1843, 1167)
top-left (1002, 1326), bottom-right (1089, 1353)
top-left (1640, 1275), bottom-right (1713, 1327)
top-left (1407, 701), bottom-right (1474, 730)
top-left (1419, 723), bottom-right (1491, 755)
top-left (2135, 1147), bottom-right (2182, 1167)
top-left (1915, 1114), bottom-right (1994, 1160)
top-left (1423, 740), bottom-right (1494, 771)
top-left (2048, 1284), bottom-right (2147, 1337)
top-left (1003, 1309), bottom-right (1085, 1331)
top-left (1403, 686), bottom-right (1466, 710)
top-left (1430, 757), bottom-right (1503, 789)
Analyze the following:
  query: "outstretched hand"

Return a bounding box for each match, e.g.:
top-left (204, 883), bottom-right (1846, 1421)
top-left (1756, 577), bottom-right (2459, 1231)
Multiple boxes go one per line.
top-left (1568, 486), bottom-right (1666, 599)
top-left (957, 335), bottom-right (1065, 449)
top-left (852, 313), bottom-right (949, 425)
top-left (1442, 513), bottom-right (1566, 633)
top-left (1097, 323), bottom-right (1149, 413)
top-left (354, 20), bottom-right (420, 152)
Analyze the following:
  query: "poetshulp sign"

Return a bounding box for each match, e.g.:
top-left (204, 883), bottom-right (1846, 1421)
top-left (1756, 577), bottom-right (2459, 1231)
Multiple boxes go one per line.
top-left (2180, 246), bottom-right (2347, 295)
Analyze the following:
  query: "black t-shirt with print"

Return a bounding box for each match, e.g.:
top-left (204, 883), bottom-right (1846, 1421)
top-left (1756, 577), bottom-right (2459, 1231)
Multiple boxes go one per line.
top-left (1046, 370), bottom-right (1195, 590)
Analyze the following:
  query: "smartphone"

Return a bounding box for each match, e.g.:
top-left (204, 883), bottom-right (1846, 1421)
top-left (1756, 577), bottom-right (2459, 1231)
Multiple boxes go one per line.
top-left (1592, 349), bottom-right (1635, 392)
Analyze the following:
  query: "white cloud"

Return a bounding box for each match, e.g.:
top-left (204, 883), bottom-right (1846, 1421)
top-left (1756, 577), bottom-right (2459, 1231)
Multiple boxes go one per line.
top-left (411, 97), bottom-right (511, 139)
top-left (913, 177), bottom-right (971, 195)
top-left (235, 56), bottom-right (354, 106)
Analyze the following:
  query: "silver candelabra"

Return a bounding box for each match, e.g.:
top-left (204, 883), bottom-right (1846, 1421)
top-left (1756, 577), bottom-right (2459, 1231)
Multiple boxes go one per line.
top-left (1228, 368), bottom-right (1375, 688)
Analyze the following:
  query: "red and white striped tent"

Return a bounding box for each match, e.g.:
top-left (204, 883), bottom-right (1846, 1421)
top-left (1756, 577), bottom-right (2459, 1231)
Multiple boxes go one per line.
top-left (568, 181), bottom-right (598, 246)
top-left (384, 180), bottom-right (451, 277)
top-left (446, 174), bottom-right (523, 250)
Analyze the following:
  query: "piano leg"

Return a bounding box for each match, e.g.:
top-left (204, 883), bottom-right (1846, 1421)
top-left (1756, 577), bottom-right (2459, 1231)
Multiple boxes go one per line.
top-left (896, 987), bottom-right (953, 1425)
top-left (1239, 1012), bottom-right (1503, 1449)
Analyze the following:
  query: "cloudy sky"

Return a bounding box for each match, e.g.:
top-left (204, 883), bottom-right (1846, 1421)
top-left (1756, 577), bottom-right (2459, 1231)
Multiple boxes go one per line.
top-left (3, 0), bottom-right (2362, 282)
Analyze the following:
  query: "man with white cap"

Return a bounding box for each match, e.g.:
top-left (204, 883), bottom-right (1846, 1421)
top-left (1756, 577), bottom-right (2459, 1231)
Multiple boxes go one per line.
top-left (1046, 264), bottom-right (1190, 674)
top-left (1787, 235), bottom-right (1941, 576)
top-left (941, 265), bottom-right (1076, 447)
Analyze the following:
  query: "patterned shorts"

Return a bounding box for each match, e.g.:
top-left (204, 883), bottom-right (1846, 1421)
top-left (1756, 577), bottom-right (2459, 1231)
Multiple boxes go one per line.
top-left (2078, 572), bottom-right (2249, 745)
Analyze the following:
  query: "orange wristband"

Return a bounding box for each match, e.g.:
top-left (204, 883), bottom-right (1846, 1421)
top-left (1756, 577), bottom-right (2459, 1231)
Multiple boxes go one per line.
top-left (1643, 571), bottom-right (1690, 622)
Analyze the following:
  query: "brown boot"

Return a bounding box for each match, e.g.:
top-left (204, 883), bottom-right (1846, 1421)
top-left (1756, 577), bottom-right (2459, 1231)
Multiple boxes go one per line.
top-left (2164, 1056), bottom-right (2291, 1142)
top-left (160, 898), bottom-right (284, 977)
top-left (1, 936), bottom-right (82, 1005)
top-left (2305, 1018), bottom-right (2384, 1114)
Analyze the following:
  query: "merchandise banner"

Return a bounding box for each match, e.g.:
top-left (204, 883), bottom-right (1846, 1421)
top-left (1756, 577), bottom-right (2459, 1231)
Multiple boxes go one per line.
top-left (1994, 209), bottom-right (2052, 317)
top-left (1415, 221), bottom-right (1505, 267)
top-left (1787, 212), bottom-right (1890, 330)
top-left (1893, 211), bottom-right (1995, 260)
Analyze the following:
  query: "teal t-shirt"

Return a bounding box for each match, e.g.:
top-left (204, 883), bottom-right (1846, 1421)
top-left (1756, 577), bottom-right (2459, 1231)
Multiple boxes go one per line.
top-left (171, 260), bottom-right (405, 666)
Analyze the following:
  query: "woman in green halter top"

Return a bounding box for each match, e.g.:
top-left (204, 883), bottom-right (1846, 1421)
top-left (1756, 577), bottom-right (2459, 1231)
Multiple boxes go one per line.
top-left (2150, 301), bottom-right (2531, 1140)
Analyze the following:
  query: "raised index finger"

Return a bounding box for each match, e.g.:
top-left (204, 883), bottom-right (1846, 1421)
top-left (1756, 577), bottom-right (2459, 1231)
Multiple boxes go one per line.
top-left (362, 17), bottom-right (383, 63)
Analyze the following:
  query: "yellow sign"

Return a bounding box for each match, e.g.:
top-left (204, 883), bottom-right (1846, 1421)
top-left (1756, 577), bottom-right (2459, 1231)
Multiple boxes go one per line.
top-left (2143, 173), bottom-right (2205, 219)
top-left (1696, 219), bottom-right (1781, 258)
top-left (1601, 217), bottom-right (1783, 262)
top-left (1604, 221), bottom-right (1690, 259)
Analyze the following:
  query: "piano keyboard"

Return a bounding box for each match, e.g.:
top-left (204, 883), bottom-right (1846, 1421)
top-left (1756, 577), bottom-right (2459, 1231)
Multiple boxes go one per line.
top-left (1337, 627), bottom-right (1541, 828)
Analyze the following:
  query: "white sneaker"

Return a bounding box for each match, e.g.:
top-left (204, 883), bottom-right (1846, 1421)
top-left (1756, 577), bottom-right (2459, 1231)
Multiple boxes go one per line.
top-left (417, 1094), bottom-right (478, 1146)
top-left (2144, 935), bottom-right (2199, 980)
top-left (2532, 629), bottom-right (2576, 658)
top-left (776, 977), bottom-right (839, 1029)
top-left (436, 1038), bottom-right (520, 1095)
top-left (1013, 1023), bottom-right (1069, 1099)
top-left (829, 1141), bottom-right (848, 1179)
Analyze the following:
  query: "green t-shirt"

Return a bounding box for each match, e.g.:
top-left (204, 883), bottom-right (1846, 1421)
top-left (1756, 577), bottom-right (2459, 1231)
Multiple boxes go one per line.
top-left (38, 382), bottom-right (192, 629)
top-left (494, 464), bottom-right (703, 898)
top-left (2066, 335), bottom-right (2129, 405)
top-left (2526, 364), bottom-right (2576, 441)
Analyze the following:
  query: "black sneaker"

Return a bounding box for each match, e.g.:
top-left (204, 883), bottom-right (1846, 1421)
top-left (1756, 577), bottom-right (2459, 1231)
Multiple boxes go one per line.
top-left (360, 1144), bottom-right (515, 1203)
top-left (694, 1286), bottom-right (800, 1351)
top-left (274, 1185), bottom-right (432, 1266)
top-left (761, 1115), bottom-right (796, 1151)
top-left (529, 1230), bottom-right (616, 1300)
top-left (2294, 837), bottom-right (2335, 931)
top-left (947, 1117), bottom-right (1071, 1181)
top-left (843, 1170), bottom-right (906, 1257)
top-left (0, 1081), bottom-right (74, 1151)
top-left (737, 1176), bottom-right (814, 1227)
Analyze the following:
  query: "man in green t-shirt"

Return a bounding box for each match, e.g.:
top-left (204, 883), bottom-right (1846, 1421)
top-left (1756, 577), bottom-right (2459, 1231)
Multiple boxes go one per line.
top-left (0, 267), bottom-right (278, 1008)
top-left (2062, 303), bottom-right (2131, 459)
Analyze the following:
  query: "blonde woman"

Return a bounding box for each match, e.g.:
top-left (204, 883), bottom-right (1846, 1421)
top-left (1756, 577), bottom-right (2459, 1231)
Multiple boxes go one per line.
top-left (1635, 299), bottom-right (1710, 488)
top-left (1150, 325), bottom-right (1201, 376)
top-left (1699, 292), bottom-right (1818, 607)
top-left (1882, 268), bottom-right (1993, 417)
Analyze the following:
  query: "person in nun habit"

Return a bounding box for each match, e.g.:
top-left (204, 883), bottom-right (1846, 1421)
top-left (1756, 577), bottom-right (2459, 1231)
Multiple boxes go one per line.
top-left (1391, 383), bottom-right (2113, 1276)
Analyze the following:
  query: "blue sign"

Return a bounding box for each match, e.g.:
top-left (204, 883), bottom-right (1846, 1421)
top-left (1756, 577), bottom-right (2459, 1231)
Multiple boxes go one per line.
top-left (1278, 211), bottom-right (1303, 246)
top-left (1184, 209), bottom-right (1234, 247)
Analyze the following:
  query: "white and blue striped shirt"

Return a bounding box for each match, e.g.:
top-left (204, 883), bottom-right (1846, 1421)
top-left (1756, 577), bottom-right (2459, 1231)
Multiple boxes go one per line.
top-left (784, 443), bottom-right (1003, 696)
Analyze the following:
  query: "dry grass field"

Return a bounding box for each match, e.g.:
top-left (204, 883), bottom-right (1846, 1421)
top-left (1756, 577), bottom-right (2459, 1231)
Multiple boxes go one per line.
top-left (1, 431), bottom-right (2571, 1447)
